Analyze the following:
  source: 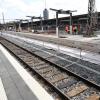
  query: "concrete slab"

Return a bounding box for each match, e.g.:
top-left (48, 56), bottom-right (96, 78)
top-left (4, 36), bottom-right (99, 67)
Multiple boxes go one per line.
top-left (0, 78), bottom-right (8, 100)
top-left (0, 44), bottom-right (54, 100)
top-left (34, 51), bottom-right (52, 59)
top-left (0, 50), bottom-right (38, 100)
top-left (4, 31), bottom-right (100, 53)
top-left (2, 32), bottom-right (100, 65)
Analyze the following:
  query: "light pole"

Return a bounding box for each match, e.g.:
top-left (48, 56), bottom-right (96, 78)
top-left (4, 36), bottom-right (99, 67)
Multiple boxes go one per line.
top-left (13, 21), bottom-right (17, 32)
top-left (26, 16), bottom-right (43, 32)
top-left (56, 12), bottom-right (59, 37)
top-left (27, 20), bottom-right (30, 32)
top-left (22, 19), bottom-right (30, 32)
top-left (69, 10), bottom-right (77, 34)
top-left (50, 8), bottom-right (77, 37)
top-left (15, 19), bottom-right (22, 32)
top-left (70, 12), bottom-right (72, 34)
top-left (16, 19), bottom-right (29, 32)
top-left (26, 16), bottom-right (34, 31)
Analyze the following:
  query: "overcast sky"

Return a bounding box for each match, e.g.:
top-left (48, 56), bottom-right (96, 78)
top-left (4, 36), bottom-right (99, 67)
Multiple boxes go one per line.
top-left (0, 0), bottom-right (100, 22)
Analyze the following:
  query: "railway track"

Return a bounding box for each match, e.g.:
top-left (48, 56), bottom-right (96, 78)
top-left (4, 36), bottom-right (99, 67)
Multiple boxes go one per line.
top-left (0, 37), bottom-right (100, 100)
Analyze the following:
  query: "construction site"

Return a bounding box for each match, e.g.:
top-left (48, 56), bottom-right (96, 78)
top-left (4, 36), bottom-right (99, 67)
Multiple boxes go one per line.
top-left (0, 0), bottom-right (100, 100)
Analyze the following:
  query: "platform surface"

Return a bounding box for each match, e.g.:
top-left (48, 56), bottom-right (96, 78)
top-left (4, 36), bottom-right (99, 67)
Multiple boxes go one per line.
top-left (0, 45), bottom-right (54, 100)
top-left (0, 50), bottom-right (39, 100)
top-left (2, 32), bottom-right (100, 65)
top-left (3, 31), bottom-right (100, 53)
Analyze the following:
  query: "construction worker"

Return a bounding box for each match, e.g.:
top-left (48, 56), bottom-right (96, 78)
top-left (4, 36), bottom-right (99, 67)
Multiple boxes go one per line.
top-left (65, 25), bottom-right (69, 33)
top-left (73, 26), bottom-right (78, 35)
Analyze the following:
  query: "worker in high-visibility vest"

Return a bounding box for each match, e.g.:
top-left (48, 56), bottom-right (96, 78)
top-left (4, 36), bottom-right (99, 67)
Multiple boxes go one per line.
top-left (65, 25), bottom-right (69, 33)
top-left (73, 26), bottom-right (78, 34)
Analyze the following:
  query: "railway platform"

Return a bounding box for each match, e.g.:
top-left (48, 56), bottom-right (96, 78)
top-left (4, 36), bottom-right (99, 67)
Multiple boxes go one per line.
top-left (0, 34), bottom-right (100, 99)
top-left (0, 44), bottom-right (54, 100)
top-left (4, 31), bottom-right (100, 53)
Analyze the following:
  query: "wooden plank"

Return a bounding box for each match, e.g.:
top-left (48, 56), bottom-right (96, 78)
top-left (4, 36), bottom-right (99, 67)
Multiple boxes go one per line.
top-left (67, 84), bottom-right (88, 97)
top-left (86, 94), bottom-right (100, 100)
